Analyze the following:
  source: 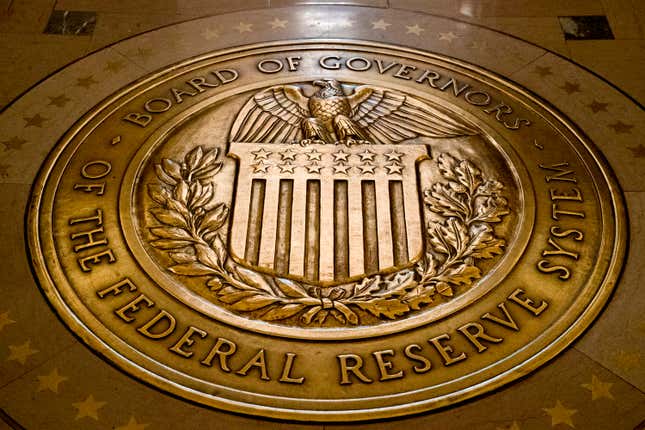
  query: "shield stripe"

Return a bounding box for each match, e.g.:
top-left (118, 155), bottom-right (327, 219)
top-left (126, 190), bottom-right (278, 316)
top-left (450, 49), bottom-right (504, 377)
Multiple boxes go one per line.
top-left (244, 178), bottom-right (265, 264)
top-left (230, 169), bottom-right (253, 262)
top-left (258, 177), bottom-right (280, 269)
top-left (318, 177), bottom-right (335, 280)
top-left (274, 179), bottom-right (293, 274)
top-left (375, 177), bottom-right (394, 269)
top-left (333, 180), bottom-right (350, 279)
top-left (303, 179), bottom-right (320, 281)
top-left (361, 180), bottom-right (379, 274)
top-left (402, 174), bottom-right (423, 261)
top-left (389, 180), bottom-right (409, 265)
top-left (348, 179), bottom-right (365, 277)
top-left (288, 177), bottom-right (308, 277)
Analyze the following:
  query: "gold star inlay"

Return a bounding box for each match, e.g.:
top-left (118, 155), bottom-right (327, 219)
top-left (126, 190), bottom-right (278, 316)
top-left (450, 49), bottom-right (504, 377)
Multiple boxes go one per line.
top-left (37, 368), bottom-right (68, 393)
top-left (1, 136), bottom-right (26, 151)
top-left (406, 24), bottom-right (424, 36)
top-left (234, 22), bottom-right (253, 33)
top-left (438, 31), bottom-right (458, 42)
top-left (76, 75), bottom-right (98, 88)
top-left (7, 340), bottom-right (38, 365)
top-left (496, 422), bottom-right (521, 430)
top-left (543, 400), bottom-right (577, 428)
top-left (133, 48), bottom-right (152, 61)
top-left (48, 94), bottom-right (71, 107)
top-left (533, 66), bottom-right (552, 77)
top-left (608, 120), bottom-right (634, 134)
top-left (73, 394), bottom-right (107, 420)
top-left (627, 144), bottom-right (645, 158)
top-left (560, 81), bottom-right (581, 94)
top-left (337, 19), bottom-right (355, 28)
top-left (105, 60), bottom-right (126, 73)
top-left (115, 416), bottom-right (150, 430)
top-left (581, 374), bottom-right (614, 400)
top-left (587, 100), bottom-right (609, 113)
top-left (0, 310), bottom-right (16, 331)
top-left (201, 28), bottom-right (220, 40)
top-left (268, 18), bottom-right (288, 29)
top-left (23, 113), bottom-right (47, 128)
top-left (371, 19), bottom-right (391, 30)
top-left (612, 349), bottom-right (640, 370)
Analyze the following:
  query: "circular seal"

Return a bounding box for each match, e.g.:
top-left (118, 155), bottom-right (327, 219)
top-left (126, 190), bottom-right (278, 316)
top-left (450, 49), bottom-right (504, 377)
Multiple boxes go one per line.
top-left (28, 40), bottom-right (626, 421)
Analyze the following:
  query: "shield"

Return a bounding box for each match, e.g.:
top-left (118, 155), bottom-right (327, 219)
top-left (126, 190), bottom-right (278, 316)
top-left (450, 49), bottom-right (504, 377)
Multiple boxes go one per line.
top-left (227, 141), bottom-right (429, 285)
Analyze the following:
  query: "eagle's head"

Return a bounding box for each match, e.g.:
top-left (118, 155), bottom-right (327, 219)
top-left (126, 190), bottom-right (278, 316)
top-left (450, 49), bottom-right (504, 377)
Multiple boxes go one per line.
top-left (313, 79), bottom-right (343, 98)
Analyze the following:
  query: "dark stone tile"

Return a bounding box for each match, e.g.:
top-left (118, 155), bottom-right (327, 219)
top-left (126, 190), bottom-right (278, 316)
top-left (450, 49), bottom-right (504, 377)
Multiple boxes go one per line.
top-left (558, 15), bottom-right (614, 40)
top-left (43, 10), bottom-right (96, 35)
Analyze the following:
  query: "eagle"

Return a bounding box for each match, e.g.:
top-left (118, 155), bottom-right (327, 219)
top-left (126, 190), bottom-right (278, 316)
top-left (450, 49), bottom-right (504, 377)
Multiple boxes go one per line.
top-left (230, 78), bottom-right (478, 145)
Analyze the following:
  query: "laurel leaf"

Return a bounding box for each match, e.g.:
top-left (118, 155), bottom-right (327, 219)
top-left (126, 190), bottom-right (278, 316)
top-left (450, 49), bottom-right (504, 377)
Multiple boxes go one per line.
top-left (169, 262), bottom-right (217, 276)
top-left (155, 164), bottom-right (178, 185)
top-left (195, 243), bottom-right (221, 269)
top-left (200, 147), bottom-right (219, 166)
top-left (199, 204), bottom-right (229, 233)
top-left (262, 303), bottom-right (306, 320)
top-left (150, 226), bottom-right (192, 241)
top-left (150, 208), bottom-right (187, 228)
top-left (228, 294), bottom-right (280, 311)
top-left (150, 239), bottom-right (193, 249)
top-left (355, 298), bottom-right (410, 319)
top-left (192, 184), bottom-right (214, 209)
top-left (148, 184), bottom-right (168, 205)
top-left (274, 278), bottom-right (308, 298)
top-left (210, 235), bottom-right (227, 267)
top-left (207, 278), bottom-right (223, 291)
top-left (186, 146), bottom-right (203, 170)
top-left (218, 290), bottom-right (256, 304)
top-left (169, 251), bottom-right (196, 263)
top-left (174, 180), bottom-right (189, 204)
top-left (162, 158), bottom-right (182, 180)
top-left (195, 162), bottom-right (223, 181)
top-left (333, 302), bottom-right (359, 325)
top-left (235, 267), bottom-right (275, 295)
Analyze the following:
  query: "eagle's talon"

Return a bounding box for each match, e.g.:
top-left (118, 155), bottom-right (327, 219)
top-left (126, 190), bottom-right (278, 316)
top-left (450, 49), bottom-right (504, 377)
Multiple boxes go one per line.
top-left (300, 139), bottom-right (312, 146)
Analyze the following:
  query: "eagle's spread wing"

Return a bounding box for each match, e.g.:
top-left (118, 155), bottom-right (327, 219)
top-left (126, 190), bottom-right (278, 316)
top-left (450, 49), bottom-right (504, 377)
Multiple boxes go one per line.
top-left (348, 85), bottom-right (478, 144)
top-left (230, 85), bottom-right (309, 143)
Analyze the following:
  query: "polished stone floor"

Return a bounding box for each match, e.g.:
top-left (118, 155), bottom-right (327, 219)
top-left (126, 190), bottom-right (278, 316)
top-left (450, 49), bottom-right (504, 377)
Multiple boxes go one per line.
top-left (0, 1), bottom-right (643, 429)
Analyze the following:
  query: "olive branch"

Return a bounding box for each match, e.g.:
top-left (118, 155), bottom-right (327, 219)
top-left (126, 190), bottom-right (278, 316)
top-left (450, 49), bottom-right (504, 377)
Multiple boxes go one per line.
top-left (147, 147), bottom-right (509, 326)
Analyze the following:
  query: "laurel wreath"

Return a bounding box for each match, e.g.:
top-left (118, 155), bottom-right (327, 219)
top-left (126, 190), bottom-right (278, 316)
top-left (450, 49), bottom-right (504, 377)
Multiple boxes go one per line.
top-left (147, 146), bottom-right (509, 326)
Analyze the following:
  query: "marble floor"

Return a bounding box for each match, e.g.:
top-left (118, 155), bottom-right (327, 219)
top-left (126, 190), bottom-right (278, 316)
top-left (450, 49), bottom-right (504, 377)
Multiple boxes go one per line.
top-left (0, 1), bottom-right (643, 429)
